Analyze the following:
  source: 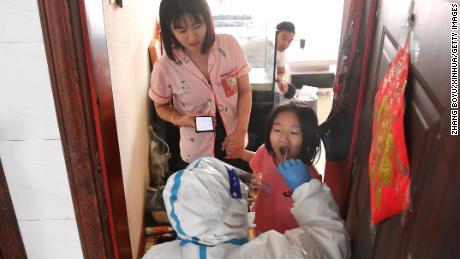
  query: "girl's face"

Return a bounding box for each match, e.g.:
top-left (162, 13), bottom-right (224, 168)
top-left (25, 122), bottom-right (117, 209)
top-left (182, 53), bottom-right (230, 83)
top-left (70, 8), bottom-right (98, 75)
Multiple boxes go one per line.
top-left (171, 14), bottom-right (207, 54)
top-left (270, 111), bottom-right (303, 164)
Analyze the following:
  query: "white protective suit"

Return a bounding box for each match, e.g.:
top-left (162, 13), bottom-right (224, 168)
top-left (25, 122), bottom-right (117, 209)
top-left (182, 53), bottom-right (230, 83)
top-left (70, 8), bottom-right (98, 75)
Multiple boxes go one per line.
top-left (143, 157), bottom-right (350, 259)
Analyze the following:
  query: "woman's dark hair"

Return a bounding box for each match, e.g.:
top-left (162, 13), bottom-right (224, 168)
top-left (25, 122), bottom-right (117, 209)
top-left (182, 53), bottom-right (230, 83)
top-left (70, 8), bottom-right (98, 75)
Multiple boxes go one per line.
top-left (276, 21), bottom-right (295, 34)
top-left (264, 100), bottom-right (320, 165)
top-left (159, 0), bottom-right (216, 61)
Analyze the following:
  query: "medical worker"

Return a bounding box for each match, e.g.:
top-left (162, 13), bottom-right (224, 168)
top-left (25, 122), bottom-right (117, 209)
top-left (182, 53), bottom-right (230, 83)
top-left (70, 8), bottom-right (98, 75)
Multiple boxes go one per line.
top-left (142, 157), bottom-right (350, 259)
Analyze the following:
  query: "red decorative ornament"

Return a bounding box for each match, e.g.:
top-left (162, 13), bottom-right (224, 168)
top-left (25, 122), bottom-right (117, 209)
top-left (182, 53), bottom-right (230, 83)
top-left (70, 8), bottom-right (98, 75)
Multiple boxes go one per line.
top-left (368, 37), bottom-right (411, 224)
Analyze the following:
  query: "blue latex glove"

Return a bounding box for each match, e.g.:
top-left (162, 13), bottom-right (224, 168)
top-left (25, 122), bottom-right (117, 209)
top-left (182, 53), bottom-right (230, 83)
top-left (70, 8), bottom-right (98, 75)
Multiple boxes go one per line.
top-left (277, 159), bottom-right (311, 190)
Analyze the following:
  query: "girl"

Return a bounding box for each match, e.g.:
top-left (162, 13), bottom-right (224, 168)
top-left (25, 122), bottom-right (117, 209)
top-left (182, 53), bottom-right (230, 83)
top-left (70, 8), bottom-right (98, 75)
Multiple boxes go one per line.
top-left (240, 100), bottom-right (321, 234)
top-left (149, 0), bottom-right (252, 169)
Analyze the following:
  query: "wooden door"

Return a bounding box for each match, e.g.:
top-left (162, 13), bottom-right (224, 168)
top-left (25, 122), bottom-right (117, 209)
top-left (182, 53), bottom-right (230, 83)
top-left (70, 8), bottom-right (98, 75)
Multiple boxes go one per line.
top-left (0, 159), bottom-right (27, 258)
top-left (347, 0), bottom-right (460, 258)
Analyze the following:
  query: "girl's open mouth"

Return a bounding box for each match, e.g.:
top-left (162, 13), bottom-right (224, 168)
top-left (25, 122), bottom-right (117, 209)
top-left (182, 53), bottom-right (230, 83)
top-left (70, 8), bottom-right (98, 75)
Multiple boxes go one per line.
top-left (279, 146), bottom-right (289, 160)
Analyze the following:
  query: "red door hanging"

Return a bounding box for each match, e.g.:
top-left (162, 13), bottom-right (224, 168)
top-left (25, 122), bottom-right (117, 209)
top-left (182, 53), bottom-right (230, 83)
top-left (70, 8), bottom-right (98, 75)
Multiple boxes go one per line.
top-left (368, 37), bottom-right (411, 224)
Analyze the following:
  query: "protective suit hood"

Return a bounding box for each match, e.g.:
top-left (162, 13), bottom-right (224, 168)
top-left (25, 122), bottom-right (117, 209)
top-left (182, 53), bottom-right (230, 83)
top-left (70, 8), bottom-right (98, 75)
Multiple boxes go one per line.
top-left (163, 157), bottom-right (249, 246)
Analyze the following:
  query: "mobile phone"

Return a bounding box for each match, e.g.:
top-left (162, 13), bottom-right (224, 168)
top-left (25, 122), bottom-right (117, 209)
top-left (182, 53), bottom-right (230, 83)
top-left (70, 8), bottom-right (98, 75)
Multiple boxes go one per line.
top-left (195, 116), bottom-right (214, 133)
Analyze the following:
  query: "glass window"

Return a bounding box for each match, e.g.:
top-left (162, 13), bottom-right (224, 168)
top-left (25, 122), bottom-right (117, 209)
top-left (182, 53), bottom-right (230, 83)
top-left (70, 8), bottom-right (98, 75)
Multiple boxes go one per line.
top-left (208, 0), bottom-right (344, 88)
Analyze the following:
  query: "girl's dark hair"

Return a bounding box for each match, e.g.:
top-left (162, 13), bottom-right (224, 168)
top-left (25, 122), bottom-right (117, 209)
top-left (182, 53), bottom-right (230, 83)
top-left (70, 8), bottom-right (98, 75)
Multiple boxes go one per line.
top-left (264, 100), bottom-right (320, 165)
top-left (159, 0), bottom-right (216, 61)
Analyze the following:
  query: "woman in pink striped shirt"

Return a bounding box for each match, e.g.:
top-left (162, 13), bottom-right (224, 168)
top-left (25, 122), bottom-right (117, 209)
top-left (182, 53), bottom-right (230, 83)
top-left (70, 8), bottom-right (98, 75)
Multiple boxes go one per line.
top-left (149, 0), bottom-right (252, 169)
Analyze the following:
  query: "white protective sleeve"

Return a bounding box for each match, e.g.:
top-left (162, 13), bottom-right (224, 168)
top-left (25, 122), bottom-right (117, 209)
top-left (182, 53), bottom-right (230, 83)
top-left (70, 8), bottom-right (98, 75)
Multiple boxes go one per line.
top-left (143, 180), bottom-right (350, 259)
top-left (237, 179), bottom-right (351, 259)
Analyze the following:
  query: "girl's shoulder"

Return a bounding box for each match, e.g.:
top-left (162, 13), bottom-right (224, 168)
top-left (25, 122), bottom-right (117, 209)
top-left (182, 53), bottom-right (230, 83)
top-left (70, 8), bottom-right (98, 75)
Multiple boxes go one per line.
top-left (250, 145), bottom-right (269, 162)
top-left (254, 144), bottom-right (272, 161)
top-left (255, 144), bottom-right (269, 154)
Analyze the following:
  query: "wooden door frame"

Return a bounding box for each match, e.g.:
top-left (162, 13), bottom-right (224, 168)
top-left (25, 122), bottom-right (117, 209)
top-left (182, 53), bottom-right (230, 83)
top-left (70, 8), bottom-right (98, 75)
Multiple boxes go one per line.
top-left (35, 0), bottom-right (131, 258)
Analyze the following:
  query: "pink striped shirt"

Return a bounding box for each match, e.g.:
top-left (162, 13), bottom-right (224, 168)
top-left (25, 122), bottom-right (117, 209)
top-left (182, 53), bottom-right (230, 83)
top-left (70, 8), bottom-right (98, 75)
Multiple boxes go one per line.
top-left (149, 34), bottom-right (251, 162)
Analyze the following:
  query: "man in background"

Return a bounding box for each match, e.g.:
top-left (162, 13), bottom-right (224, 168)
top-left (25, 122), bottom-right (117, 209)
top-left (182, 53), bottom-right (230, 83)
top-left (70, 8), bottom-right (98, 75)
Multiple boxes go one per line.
top-left (275, 21), bottom-right (296, 103)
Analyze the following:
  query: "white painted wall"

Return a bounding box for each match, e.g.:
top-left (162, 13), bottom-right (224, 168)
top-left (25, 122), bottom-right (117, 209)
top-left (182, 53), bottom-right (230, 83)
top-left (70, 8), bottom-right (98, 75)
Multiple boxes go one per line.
top-left (102, 0), bottom-right (158, 257)
top-left (0, 0), bottom-right (83, 258)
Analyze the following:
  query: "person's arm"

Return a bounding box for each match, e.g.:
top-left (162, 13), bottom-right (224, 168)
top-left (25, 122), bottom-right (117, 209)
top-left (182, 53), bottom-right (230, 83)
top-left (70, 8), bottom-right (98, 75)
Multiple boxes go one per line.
top-left (149, 62), bottom-right (198, 128)
top-left (148, 40), bottom-right (158, 65)
top-left (276, 66), bottom-right (290, 95)
top-left (277, 66), bottom-right (286, 79)
top-left (239, 149), bottom-right (255, 162)
top-left (279, 159), bottom-right (350, 258)
top-left (275, 78), bottom-right (296, 98)
top-left (288, 181), bottom-right (350, 258)
top-left (235, 73), bottom-right (252, 132)
top-left (154, 102), bottom-right (196, 128)
top-left (241, 160), bottom-right (350, 259)
top-left (222, 73), bottom-right (252, 159)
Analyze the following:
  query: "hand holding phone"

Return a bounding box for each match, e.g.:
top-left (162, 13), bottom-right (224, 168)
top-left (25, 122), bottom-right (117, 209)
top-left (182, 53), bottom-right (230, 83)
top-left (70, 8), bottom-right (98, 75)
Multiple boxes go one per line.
top-left (195, 116), bottom-right (214, 133)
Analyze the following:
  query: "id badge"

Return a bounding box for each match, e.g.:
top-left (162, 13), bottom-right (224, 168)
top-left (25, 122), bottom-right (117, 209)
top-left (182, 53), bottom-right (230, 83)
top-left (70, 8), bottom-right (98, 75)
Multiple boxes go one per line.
top-left (220, 69), bottom-right (238, 97)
